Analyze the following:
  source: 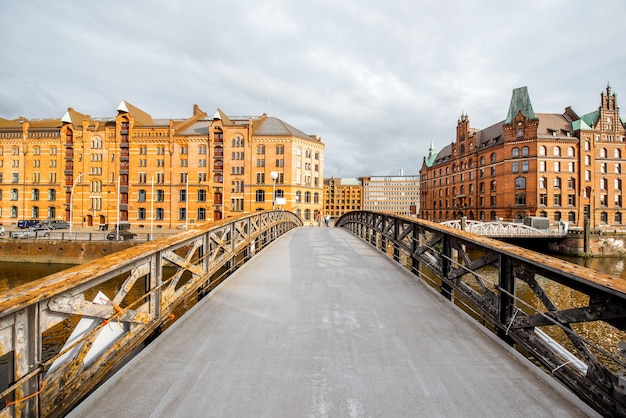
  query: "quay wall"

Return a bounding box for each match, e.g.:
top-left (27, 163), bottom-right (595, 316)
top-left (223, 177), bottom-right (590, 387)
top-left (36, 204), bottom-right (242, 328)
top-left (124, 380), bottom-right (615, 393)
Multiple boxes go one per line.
top-left (549, 232), bottom-right (626, 257)
top-left (0, 240), bottom-right (135, 264)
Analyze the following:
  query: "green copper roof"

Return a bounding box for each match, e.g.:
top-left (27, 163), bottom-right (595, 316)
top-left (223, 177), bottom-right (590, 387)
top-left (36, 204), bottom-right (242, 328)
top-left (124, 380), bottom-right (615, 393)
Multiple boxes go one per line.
top-left (424, 141), bottom-right (437, 167)
top-left (505, 86), bottom-right (537, 124)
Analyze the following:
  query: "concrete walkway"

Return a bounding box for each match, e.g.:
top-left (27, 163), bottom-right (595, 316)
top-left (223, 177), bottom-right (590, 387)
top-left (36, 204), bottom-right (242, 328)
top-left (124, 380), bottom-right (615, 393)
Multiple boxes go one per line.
top-left (70, 227), bottom-right (597, 417)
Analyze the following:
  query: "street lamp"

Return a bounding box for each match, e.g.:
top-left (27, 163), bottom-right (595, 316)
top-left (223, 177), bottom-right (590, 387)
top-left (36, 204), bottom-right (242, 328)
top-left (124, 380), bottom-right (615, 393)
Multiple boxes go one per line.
top-left (270, 171), bottom-right (278, 210)
top-left (69, 172), bottom-right (86, 238)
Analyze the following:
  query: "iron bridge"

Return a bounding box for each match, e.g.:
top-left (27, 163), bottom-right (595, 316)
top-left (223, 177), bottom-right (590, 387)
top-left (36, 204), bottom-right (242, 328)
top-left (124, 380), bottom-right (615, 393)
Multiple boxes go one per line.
top-left (336, 211), bottom-right (626, 417)
top-left (0, 210), bottom-right (301, 418)
top-left (440, 219), bottom-right (568, 238)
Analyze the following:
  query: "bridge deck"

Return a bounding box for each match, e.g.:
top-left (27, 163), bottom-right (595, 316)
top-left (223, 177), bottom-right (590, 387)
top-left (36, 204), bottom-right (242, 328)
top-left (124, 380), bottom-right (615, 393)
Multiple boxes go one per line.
top-left (70, 227), bottom-right (596, 417)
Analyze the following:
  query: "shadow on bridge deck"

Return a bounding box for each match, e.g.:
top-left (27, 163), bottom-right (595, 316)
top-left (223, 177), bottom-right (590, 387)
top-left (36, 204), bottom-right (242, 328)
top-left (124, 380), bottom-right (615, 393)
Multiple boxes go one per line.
top-left (69, 227), bottom-right (597, 417)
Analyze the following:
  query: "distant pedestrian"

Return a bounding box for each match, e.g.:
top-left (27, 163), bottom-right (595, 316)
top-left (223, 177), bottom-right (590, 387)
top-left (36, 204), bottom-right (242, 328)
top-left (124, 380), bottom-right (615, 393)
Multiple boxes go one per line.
top-left (316, 212), bottom-right (322, 227)
top-left (324, 215), bottom-right (330, 227)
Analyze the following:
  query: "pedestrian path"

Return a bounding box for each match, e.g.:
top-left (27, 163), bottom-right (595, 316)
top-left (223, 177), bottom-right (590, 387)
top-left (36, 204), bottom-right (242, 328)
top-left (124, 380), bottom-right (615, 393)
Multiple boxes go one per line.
top-left (69, 227), bottom-right (597, 417)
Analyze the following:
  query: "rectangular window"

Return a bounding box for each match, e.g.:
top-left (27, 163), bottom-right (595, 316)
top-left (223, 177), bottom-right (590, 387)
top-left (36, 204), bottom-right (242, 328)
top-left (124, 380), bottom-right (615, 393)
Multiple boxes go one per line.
top-left (257, 172), bottom-right (265, 184)
top-left (568, 194), bottom-right (576, 206)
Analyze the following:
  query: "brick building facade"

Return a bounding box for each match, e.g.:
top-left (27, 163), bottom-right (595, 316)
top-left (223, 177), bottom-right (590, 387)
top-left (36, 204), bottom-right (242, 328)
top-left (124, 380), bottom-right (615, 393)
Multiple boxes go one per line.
top-left (420, 85), bottom-right (626, 228)
top-left (0, 102), bottom-right (324, 229)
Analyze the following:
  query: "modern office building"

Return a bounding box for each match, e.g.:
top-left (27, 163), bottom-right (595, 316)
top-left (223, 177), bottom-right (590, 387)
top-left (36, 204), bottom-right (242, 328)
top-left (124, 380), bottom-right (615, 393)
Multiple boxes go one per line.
top-left (0, 102), bottom-right (324, 229)
top-left (323, 177), bottom-right (363, 219)
top-left (362, 174), bottom-right (420, 216)
top-left (419, 85), bottom-right (626, 228)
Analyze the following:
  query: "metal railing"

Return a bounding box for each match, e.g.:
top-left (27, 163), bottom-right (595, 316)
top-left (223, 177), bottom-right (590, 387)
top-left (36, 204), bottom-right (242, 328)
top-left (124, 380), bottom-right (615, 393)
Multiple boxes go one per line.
top-left (440, 219), bottom-right (569, 238)
top-left (0, 210), bottom-right (301, 417)
top-left (336, 211), bottom-right (626, 417)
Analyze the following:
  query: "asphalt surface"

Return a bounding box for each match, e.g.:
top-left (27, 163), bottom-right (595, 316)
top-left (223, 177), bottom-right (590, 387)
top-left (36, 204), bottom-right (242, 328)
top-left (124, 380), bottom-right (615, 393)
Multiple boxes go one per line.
top-left (69, 227), bottom-right (597, 417)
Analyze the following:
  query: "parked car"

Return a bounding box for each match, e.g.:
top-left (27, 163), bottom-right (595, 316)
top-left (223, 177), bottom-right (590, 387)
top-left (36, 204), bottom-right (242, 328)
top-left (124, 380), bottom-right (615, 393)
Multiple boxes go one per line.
top-left (106, 230), bottom-right (137, 241)
top-left (17, 220), bottom-right (40, 229)
top-left (12, 228), bottom-right (50, 239)
top-left (39, 220), bottom-right (70, 229)
top-left (0, 226), bottom-right (5, 236)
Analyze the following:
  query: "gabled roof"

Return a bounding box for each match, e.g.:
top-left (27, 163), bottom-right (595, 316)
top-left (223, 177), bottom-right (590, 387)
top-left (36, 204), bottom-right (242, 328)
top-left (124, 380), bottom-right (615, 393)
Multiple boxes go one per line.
top-left (252, 116), bottom-right (313, 140)
top-left (536, 113), bottom-right (572, 137)
top-left (117, 101), bottom-right (154, 126)
top-left (212, 108), bottom-right (232, 125)
top-left (61, 108), bottom-right (91, 126)
top-left (476, 121), bottom-right (504, 149)
top-left (0, 117), bottom-right (24, 128)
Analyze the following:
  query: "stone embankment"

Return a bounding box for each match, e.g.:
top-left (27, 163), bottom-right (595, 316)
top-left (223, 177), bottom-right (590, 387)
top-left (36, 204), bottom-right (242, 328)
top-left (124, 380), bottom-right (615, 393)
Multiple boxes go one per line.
top-left (548, 230), bottom-right (626, 257)
top-left (0, 239), bottom-right (136, 264)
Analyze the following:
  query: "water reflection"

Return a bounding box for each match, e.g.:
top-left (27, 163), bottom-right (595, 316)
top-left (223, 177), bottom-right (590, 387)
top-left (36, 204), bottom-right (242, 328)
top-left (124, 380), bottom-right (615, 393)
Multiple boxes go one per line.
top-left (0, 262), bottom-right (74, 292)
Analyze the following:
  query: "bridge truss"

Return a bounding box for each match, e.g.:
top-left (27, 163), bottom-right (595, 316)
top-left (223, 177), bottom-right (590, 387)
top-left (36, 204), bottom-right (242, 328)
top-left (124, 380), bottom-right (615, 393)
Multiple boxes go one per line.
top-left (440, 219), bottom-right (568, 238)
top-left (0, 211), bottom-right (301, 417)
top-left (336, 211), bottom-right (626, 417)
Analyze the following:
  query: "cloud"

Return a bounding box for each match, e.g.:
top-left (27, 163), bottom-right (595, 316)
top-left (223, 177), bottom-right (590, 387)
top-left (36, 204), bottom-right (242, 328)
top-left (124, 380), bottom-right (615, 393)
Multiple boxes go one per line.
top-left (1, 0), bottom-right (625, 177)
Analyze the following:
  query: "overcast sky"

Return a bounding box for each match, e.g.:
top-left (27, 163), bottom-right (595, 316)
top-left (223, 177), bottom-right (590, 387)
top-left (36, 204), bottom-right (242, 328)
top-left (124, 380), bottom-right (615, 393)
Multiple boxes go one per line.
top-left (1, 0), bottom-right (624, 177)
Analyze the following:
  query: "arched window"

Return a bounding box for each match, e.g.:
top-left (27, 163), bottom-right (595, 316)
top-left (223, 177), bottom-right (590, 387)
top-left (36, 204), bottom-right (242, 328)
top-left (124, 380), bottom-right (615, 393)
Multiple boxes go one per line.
top-left (31, 206), bottom-right (39, 218)
top-left (48, 189), bottom-right (56, 201)
top-left (568, 212), bottom-right (576, 223)
top-left (480, 156), bottom-right (486, 166)
top-left (255, 190), bottom-right (265, 202)
top-left (600, 212), bottom-right (608, 224)
top-left (600, 148), bottom-right (607, 158)
top-left (156, 208), bottom-right (164, 220)
top-left (197, 208), bottom-right (206, 220)
top-left (522, 146), bottom-right (529, 157)
top-left (32, 188), bottom-right (39, 201)
top-left (138, 189), bottom-right (146, 202)
top-left (314, 192), bottom-right (320, 204)
top-left (48, 207), bottom-right (56, 219)
top-left (137, 207), bottom-right (146, 220)
top-left (539, 146), bottom-right (546, 156)
top-left (615, 149), bottom-right (622, 159)
top-left (567, 147), bottom-right (575, 157)
top-left (10, 189), bottom-right (18, 200)
top-left (553, 146), bottom-right (561, 157)
top-left (490, 153), bottom-right (497, 163)
top-left (304, 191), bottom-right (311, 203)
top-left (512, 148), bottom-right (519, 158)
top-left (10, 206), bottom-right (18, 218)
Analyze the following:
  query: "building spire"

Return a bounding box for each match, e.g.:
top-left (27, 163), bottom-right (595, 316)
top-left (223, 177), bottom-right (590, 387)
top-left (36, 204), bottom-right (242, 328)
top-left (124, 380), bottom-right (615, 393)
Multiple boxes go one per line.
top-left (505, 86), bottom-right (537, 124)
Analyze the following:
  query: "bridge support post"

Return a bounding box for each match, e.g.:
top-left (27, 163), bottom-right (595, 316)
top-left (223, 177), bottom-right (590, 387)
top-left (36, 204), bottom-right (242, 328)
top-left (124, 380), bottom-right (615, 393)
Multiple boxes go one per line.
top-left (411, 224), bottom-right (420, 275)
top-left (12, 305), bottom-right (40, 416)
top-left (497, 255), bottom-right (515, 346)
top-left (393, 220), bottom-right (400, 262)
top-left (441, 235), bottom-right (453, 301)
